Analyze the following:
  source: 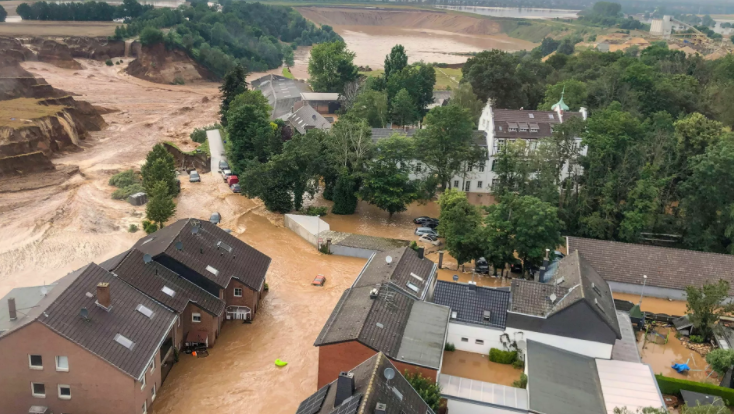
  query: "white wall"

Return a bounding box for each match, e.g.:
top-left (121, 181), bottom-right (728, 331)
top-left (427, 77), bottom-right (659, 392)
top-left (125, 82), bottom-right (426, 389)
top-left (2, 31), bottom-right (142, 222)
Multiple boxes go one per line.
top-left (284, 214), bottom-right (329, 247)
top-left (445, 398), bottom-right (525, 414)
top-left (447, 322), bottom-right (613, 359)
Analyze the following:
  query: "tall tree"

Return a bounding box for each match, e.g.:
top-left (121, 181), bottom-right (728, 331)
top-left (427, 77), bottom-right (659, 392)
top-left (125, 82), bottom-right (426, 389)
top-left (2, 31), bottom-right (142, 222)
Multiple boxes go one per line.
top-left (308, 41), bottom-right (358, 93)
top-left (146, 181), bottom-right (176, 228)
top-left (384, 44), bottom-right (408, 80)
top-left (501, 194), bottom-right (564, 272)
top-left (685, 280), bottom-right (734, 340)
top-left (450, 83), bottom-right (483, 126)
top-left (438, 189), bottom-right (484, 268)
top-left (462, 50), bottom-right (524, 108)
top-left (360, 134), bottom-right (419, 217)
top-left (493, 140), bottom-right (531, 196)
top-left (141, 144), bottom-right (178, 197)
top-left (219, 64), bottom-right (247, 125)
top-left (414, 105), bottom-right (481, 192)
top-left (0, 5), bottom-right (7, 23)
top-left (348, 89), bottom-right (388, 128)
top-left (226, 103), bottom-right (277, 172)
top-left (539, 80), bottom-right (588, 111)
top-left (386, 63), bottom-right (436, 118)
top-left (390, 88), bottom-right (418, 126)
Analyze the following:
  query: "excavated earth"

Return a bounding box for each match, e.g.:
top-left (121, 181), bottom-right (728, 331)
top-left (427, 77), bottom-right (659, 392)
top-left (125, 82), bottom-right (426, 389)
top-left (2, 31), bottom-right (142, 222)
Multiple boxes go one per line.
top-left (125, 42), bottom-right (216, 84)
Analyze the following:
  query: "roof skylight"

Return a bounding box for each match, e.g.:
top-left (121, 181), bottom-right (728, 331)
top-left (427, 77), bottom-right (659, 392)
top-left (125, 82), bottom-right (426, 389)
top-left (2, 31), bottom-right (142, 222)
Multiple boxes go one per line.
top-left (406, 282), bottom-right (420, 293)
top-left (161, 286), bottom-right (175, 297)
top-left (114, 333), bottom-right (135, 350)
top-left (206, 265), bottom-right (219, 276)
top-left (136, 304), bottom-right (154, 319)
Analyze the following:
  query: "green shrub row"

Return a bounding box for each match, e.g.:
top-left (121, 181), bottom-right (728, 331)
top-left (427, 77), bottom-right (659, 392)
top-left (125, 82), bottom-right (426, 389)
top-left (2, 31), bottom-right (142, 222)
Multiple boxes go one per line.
top-left (489, 348), bottom-right (518, 364)
top-left (655, 374), bottom-right (734, 405)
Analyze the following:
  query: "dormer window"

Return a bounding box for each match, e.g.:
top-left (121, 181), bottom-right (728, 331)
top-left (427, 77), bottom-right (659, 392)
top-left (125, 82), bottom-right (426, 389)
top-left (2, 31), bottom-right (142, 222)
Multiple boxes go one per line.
top-left (508, 122), bottom-right (519, 132)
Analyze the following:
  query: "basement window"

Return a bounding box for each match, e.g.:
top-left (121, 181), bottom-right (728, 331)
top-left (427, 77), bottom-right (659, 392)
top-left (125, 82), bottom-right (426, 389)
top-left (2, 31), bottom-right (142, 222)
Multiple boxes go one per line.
top-left (136, 304), bottom-right (154, 319)
top-left (114, 334), bottom-right (135, 351)
top-left (461, 337), bottom-right (468, 342)
top-left (475, 339), bottom-right (484, 345)
top-left (161, 286), bottom-right (175, 297)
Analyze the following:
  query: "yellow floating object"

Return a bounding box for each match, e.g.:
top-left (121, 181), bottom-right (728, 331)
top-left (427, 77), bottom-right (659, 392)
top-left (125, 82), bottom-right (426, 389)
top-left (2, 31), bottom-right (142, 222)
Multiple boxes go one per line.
top-left (275, 359), bottom-right (288, 367)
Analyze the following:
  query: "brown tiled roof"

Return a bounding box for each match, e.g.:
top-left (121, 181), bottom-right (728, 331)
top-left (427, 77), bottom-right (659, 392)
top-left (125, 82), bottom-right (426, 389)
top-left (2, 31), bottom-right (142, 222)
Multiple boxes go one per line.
top-left (38, 263), bottom-right (177, 380)
top-left (353, 247), bottom-right (436, 300)
top-left (493, 109), bottom-right (582, 139)
top-left (567, 236), bottom-right (734, 294)
top-left (134, 219), bottom-right (271, 290)
top-left (111, 249), bottom-right (225, 317)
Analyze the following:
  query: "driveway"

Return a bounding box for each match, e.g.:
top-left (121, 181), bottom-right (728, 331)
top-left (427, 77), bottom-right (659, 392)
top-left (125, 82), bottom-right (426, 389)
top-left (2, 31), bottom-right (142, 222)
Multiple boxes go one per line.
top-left (207, 128), bottom-right (225, 174)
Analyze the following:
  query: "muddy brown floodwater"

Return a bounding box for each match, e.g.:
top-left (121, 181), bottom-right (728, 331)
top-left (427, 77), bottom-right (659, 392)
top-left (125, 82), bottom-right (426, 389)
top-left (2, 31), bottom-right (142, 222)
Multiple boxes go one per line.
top-left (613, 292), bottom-right (688, 316)
top-left (441, 350), bottom-right (521, 386)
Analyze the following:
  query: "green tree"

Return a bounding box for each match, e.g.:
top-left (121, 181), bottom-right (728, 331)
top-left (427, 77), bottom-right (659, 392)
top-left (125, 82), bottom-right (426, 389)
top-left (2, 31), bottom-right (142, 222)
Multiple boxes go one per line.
top-left (481, 201), bottom-right (517, 275)
top-left (141, 144), bottom-right (178, 197)
top-left (438, 189), bottom-right (484, 268)
top-left (404, 371), bottom-right (441, 411)
top-left (283, 47), bottom-right (294, 67)
top-left (504, 194), bottom-right (564, 271)
top-left (308, 41), bottom-right (358, 93)
top-left (537, 37), bottom-right (561, 57)
top-left (675, 113), bottom-right (724, 173)
top-left (390, 88), bottom-right (418, 126)
top-left (706, 348), bottom-right (734, 376)
top-left (228, 90), bottom-right (271, 117)
top-left (592, 1), bottom-right (622, 17)
top-left (332, 173), bottom-right (358, 215)
top-left (450, 82), bottom-right (483, 126)
top-left (145, 181), bottom-right (176, 228)
top-left (462, 50), bottom-right (524, 108)
top-left (539, 80), bottom-right (588, 111)
top-left (360, 134), bottom-right (419, 217)
top-left (348, 89), bottom-right (388, 128)
top-left (384, 44), bottom-right (408, 80)
top-left (219, 64), bottom-right (247, 125)
top-left (414, 105), bottom-right (480, 192)
top-left (493, 140), bottom-right (531, 196)
top-left (139, 26), bottom-right (164, 46)
top-left (386, 62), bottom-right (436, 118)
top-left (226, 103), bottom-right (277, 171)
top-left (0, 5), bottom-right (7, 23)
top-left (556, 39), bottom-right (576, 55)
top-left (685, 280), bottom-right (734, 340)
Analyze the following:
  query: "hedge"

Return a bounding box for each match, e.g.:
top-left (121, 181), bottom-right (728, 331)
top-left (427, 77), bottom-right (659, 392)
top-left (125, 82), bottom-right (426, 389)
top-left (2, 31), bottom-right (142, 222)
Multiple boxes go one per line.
top-left (489, 348), bottom-right (518, 364)
top-left (655, 374), bottom-right (734, 405)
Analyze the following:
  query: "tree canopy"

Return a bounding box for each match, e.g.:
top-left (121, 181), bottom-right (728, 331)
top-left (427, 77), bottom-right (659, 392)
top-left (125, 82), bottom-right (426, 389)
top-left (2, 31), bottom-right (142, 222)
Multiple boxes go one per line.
top-left (308, 41), bottom-right (359, 93)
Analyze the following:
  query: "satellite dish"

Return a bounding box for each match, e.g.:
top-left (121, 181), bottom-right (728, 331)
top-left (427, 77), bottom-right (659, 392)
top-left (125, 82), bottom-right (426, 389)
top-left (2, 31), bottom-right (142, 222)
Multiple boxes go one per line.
top-left (143, 254), bottom-right (153, 264)
top-left (386, 256), bottom-right (393, 265)
top-left (384, 367), bottom-right (395, 381)
top-left (40, 286), bottom-right (48, 296)
top-left (175, 241), bottom-right (183, 251)
top-left (79, 307), bottom-right (89, 320)
top-left (453, 275), bottom-right (459, 281)
top-left (191, 226), bottom-right (199, 235)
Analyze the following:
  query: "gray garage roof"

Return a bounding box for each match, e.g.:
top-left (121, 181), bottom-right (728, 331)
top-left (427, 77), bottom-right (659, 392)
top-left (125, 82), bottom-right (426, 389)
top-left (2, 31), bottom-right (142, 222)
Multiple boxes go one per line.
top-left (527, 340), bottom-right (606, 414)
top-left (432, 280), bottom-right (510, 329)
top-left (354, 247), bottom-right (436, 300)
top-left (398, 301), bottom-right (450, 368)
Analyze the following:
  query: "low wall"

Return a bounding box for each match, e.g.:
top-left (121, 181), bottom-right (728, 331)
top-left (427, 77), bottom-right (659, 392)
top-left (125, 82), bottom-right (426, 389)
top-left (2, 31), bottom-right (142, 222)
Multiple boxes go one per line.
top-left (329, 245), bottom-right (377, 259)
top-left (284, 214), bottom-right (329, 247)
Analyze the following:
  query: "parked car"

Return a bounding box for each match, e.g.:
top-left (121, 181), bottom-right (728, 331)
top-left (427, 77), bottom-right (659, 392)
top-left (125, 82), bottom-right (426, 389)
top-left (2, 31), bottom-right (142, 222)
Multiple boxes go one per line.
top-left (312, 274), bottom-right (327, 287)
top-left (415, 227), bottom-right (438, 237)
top-left (220, 169), bottom-right (232, 181)
top-left (414, 216), bottom-right (439, 226)
top-left (218, 160), bottom-right (229, 171)
top-left (189, 170), bottom-right (200, 183)
top-left (227, 175), bottom-right (239, 186)
top-left (413, 216), bottom-right (431, 224)
top-left (209, 212), bottom-right (221, 224)
top-left (422, 219), bottom-right (439, 228)
top-left (230, 183), bottom-right (241, 193)
top-left (419, 234), bottom-right (441, 246)
top-left (475, 257), bottom-right (490, 274)
top-left (511, 262), bottom-right (539, 274)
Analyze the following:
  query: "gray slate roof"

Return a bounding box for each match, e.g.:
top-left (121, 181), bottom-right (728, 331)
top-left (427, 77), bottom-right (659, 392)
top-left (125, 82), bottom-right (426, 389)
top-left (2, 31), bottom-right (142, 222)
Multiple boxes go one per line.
top-left (493, 109), bottom-right (582, 139)
top-left (0, 284), bottom-right (59, 336)
top-left (314, 284), bottom-right (448, 369)
top-left (431, 281), bottom-right (510, 329)
top-left (510, 251), bottom-right (621, 338)
top-left (133, 218), bottom-right (271, 290)
top-left (568, 236), bottom-right (734, 295)
top-left (110, 248), bottom-right (226, 317)
top-left (296, 352), bottom-right (434, 414)
top-left (527, 340), bottom-right (606, 414)
top-left (370, 128), bottom-right (416, 143)
top-left (612, 310), bottom-right (641, 363)
top-left (319, 231), bottom-right (409, 252)
top-left (354, 247), bottom-right (436, 300)
top-left (37, 263), bottom-right (176, 380)
top-left (289, 104), bottom-right (332, 134)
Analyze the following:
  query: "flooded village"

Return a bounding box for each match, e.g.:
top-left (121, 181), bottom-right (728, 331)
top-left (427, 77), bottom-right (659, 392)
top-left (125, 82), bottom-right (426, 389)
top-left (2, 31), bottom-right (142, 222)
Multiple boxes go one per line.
top-left (3, 0), bottom-right (734, 414)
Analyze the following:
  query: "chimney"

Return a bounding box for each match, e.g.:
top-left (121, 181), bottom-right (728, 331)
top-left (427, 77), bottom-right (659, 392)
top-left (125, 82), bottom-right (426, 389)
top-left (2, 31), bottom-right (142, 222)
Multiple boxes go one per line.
top-left (334, 372), bottom-right (354, 407)
top-left (417, 247), bottom-right (425, 260)
top-left (96, 282), bottom-right (111, 310)
top-left (375, 403), bottom-right (387, 414)
top-left (8, 297), bottom-right (17, 321)
top-left (537, 249), bottom-right (550, 283)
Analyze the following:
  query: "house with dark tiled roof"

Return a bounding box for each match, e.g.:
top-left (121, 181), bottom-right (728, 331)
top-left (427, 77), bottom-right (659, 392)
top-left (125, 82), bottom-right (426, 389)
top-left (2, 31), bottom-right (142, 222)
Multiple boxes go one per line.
top-left (296, 352), bottom-right (435, 414)
top-left (105, 248), bottom-right (226, 347)
top-left (132, 218), bottom-right (271, 321)
top-left (431, 251), bottom-right (624, 359)
top-left (314, 248), bottom-right (449, 388)
top-left (567, 236), bottom-right (734, 300)
top-left (0, 263), bottom-right (177, 414)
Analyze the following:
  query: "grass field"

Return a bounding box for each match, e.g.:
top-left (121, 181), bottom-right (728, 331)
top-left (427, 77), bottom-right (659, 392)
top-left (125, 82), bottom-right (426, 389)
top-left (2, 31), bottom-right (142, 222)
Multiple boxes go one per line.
top-left (359, 67), bottom-right (462, 90)
top-left (0, 98), bottom-right (67, 128)
top-left (0, 20), bottom-right (118, 36)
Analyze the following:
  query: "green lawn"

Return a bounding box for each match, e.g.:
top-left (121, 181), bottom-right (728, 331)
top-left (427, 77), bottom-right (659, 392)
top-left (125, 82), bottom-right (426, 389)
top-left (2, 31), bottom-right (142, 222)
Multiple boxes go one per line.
top-left (359, 67), bottom-right (462, 91)
top-left (282, 67), bottom-right (295, 79)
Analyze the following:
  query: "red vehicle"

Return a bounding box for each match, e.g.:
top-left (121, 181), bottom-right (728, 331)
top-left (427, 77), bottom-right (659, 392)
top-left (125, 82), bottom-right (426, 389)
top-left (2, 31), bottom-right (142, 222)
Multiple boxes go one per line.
top-left (226, 175), bottom-right (239, 186)
top-left (312, 274), bottom-right (326, 287)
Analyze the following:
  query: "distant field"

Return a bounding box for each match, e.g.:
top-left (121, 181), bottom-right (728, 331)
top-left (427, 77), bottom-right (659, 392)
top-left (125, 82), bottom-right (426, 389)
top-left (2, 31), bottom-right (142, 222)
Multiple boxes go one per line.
top-left (359, 67), bottom-right (462, 91)
top-left (0, 20), bottom-right (118, 36)
top-left (0, 98), bottom-right (67, 128)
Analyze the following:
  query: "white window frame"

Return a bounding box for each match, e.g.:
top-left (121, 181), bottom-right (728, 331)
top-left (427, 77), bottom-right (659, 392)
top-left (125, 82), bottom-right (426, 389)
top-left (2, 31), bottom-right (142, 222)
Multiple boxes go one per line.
top-left (143, 400), bottom-right (147, 414)
top-left (55, 356), bottom-right (69, 372)
top-left (477, 181), bottom-right (483, 189)
top-left (479, 163), bottom-right (485, 172)
top-left (141, 374), bottom-right (146, 390)
top-left (192, 313), bottom-right (202, 323)
top-left (150, 359), bottom-right (155, 373)
top-left (31, 382), bottom-right (46, 398)
top-left (453, 180), bottom-right (459, 188)
top-left (29, 354), bottom-right (43, 370)
top-left (152, 383), bottom-right (156, 401)
top-left (464, 181), bottom-right (471, 192)
top-left (234, 288), bottom-right (243, 297)
top-left (58, 384), bottom-right (71, 400)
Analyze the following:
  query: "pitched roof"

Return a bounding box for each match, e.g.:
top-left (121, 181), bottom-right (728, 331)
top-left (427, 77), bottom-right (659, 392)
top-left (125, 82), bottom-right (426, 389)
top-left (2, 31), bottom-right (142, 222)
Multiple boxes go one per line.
top-left (0, 283), bottom-right (60, 336)
top-left (370, 128), bottom-right (416, 143)
top-left (527, 340), bottom-right (606, 414)
top-left (567, 236), bottom-right (734, 295)
top-left (510, 251), bottom-right (621, 338)
top-left (431, 281), bottom-right (510, 329)
top-left (133, 218), bottom-right (271, 290)
top-left (289, 104), bottom-right (331, 134)
top-left (314, 284), bottom-right (448, 369)
top-left (26, 263), bottom-right (176, 381)
top-left (110, 249), bottom-right (226, 317)
top-left (493, 109), bottom-right (583, 139)
top-left (301, 92), bottom-right (340, 101)
top-left (295, 352), bottom-right (434, 414)
top-left (353, 247), bottom-right (436, 300)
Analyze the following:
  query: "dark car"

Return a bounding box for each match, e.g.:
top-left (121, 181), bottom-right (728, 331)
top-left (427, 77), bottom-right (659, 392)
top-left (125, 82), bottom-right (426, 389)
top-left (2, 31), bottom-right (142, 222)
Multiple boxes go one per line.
top-left (209, 212), bottom-right (221, 225)
top-left (414, 217), bottom-right (439, 226)
top-left (230, 183), bottom-right (241, 193)
top-left (413, 216), bottom-right (431, 224)
top-left (511, 262), bottom-right (539, 274)
top-left (475, 257), bottom-right (490, 274)
top-left (218, 160), bottom-right (229, 171)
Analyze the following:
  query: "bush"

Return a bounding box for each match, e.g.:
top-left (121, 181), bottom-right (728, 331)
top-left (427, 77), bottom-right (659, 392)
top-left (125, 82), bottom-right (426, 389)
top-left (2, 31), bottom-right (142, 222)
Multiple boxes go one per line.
top-left (489, 348), bottom-right (518, 364)
top-left (112, 184), bottom-right (145, 200)
top-left (512, 373), bottom-right (528, 389)
top-left (264, 282), bottom-right (269, 291)
top-left (302, 206), bottom-right (328, 216)
top-left (128, 224), bottom-right (139, 233)
top-left (109, 169), bottom-right (141, 188)
top-left (444, 342), bottom-right (455, 351)
top-left (656, 374), bottom-right (734, 405)
top-left (410, 240), bottom-right (419, 252)
top-left (190, 124), bottom-right (221, 143)
top-left (512, 358), bottom-right (524, 370)
top-left (172, 76), bottom-right (185, 85)
top-left (142, 219), bottom-right (158, 234)
top-left (319, 243), bottom-right (331, 254)
top-left (105, 59), bottom-right (113, 66)
top-left (139, 26), bottom-right (164, 46)
top-left (690, 335), bottom-right (704, 343)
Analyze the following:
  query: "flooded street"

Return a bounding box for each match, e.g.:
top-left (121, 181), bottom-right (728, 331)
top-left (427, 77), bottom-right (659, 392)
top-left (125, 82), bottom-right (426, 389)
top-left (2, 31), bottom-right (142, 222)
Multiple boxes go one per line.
top-left (441, 350), bottom-right (522, 386)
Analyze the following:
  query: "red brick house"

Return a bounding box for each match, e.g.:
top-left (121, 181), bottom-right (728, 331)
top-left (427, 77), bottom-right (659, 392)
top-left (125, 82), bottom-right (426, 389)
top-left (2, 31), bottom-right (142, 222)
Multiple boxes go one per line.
top-left (0, 263), bottom-right (177, 414)
top-left (314, 248), bottom-right (450, 388)
top-left (130, 219), bottom-right (271, 322)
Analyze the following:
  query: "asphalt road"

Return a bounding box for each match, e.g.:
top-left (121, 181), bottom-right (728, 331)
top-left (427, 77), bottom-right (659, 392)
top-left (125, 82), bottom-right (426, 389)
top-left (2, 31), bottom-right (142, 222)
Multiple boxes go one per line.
top-left (207, 129), bottom-right (225, 175)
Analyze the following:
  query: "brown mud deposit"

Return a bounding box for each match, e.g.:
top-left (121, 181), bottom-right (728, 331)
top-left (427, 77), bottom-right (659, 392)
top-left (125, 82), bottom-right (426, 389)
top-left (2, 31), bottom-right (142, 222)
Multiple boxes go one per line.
top-left (637, 327), bottom-right (716, 384)
top-left (126, 43), bottom-right (216, 84)
top-left (613, 292), bottom-right (688, 316)
top-left (0, 21), bottom-right (119, 37)
top-left (441, 350), bottom-right (521, 386)
top-left (297, 7), bottom-right (536, 68)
